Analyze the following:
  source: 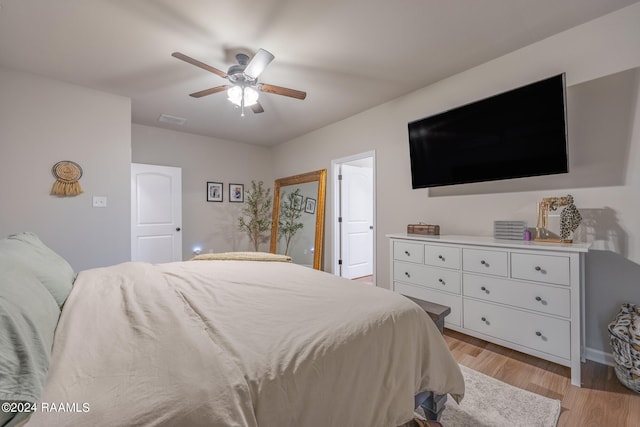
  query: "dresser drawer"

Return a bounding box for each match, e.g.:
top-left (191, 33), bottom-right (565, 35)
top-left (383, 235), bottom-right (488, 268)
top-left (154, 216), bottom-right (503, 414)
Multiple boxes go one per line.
top-left (393, 261), bottom-right (461, 294)
top-left (462, 248), bottom-right (508, 277)
top-left (424, 244), bottom-right (460, 269)
top-left (511, 253), bottom-right (570, 286)
top-left (394, 241), bottom-right (424, 263)
top-left (463, 299), bottom-right (570, 359)
top-left (394, 282), bottom-right (462, 327)
top-left (463, 273), bottom-right (570, 317)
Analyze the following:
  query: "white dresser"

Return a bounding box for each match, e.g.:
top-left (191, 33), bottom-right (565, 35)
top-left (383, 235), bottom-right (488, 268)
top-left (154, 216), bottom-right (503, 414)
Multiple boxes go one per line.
top-left (388, 233), bottom-right (590, 386)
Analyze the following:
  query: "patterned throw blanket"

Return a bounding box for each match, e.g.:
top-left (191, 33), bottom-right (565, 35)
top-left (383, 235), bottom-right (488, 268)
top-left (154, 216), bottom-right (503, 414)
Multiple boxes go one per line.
top-left (192, 251), bottom-right (292, 262)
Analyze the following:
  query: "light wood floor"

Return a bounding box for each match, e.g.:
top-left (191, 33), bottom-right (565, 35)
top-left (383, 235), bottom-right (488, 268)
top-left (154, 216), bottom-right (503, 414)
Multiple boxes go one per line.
top-left (353, 275), bottom-right (374, 286)
top-left (443, 329), bottom-right (640, 426)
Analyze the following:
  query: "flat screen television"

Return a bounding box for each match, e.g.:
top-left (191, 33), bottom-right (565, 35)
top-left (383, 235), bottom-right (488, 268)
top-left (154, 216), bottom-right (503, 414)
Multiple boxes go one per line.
top-left (408, 74), bottom-right (568, 188)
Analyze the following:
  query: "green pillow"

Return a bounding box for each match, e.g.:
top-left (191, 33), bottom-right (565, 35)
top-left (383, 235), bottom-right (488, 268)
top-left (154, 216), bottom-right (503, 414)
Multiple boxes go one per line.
top-left (0, 232), bottom-right (75, 307)
top-left (0, 258), bottom-right (60, 423)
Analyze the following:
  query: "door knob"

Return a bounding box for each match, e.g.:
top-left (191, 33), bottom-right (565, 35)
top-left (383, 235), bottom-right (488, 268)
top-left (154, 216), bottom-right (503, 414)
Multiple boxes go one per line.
top-left (176, 227), bottom-right (181, 231)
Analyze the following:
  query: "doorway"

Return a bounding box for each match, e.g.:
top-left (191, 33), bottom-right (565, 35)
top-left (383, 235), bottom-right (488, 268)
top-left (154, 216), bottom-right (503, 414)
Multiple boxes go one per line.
top-left (331, 151), bottom-right (375, 285)
top-left (131, 163), bottom-right (182, 263)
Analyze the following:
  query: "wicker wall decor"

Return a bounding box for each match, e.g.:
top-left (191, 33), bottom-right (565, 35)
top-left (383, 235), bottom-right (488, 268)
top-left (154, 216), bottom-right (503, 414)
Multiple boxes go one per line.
top-left (51, 160), bottom-right (84, 196)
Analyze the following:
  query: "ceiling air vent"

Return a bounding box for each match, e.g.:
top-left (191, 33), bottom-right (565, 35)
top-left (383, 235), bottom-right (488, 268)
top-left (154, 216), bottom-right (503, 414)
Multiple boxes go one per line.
top-left (158, 114), bottom-right (187, 125)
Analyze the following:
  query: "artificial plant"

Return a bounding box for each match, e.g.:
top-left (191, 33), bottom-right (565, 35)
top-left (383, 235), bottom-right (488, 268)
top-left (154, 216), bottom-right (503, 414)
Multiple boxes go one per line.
top-left (238, 180), bottom-right (272, 251)
top-left (278, 188), bottom-right (304, 256)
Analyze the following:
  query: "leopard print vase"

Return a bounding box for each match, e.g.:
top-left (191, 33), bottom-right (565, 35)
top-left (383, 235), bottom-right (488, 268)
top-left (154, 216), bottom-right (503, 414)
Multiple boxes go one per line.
top-left (608, 304), bottom-right (640, 392)
top-left (560, 194), bottom-right (582, 241)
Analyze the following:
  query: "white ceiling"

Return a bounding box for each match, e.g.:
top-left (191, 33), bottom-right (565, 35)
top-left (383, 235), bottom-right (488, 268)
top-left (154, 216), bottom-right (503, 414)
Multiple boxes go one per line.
top-left (0, 0), bottom-right (637, 146)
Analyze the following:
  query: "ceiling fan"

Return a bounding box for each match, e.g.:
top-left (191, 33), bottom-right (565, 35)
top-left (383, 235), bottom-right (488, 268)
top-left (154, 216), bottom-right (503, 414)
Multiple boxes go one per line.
top-left (172, 49), bottom-right (306, 116)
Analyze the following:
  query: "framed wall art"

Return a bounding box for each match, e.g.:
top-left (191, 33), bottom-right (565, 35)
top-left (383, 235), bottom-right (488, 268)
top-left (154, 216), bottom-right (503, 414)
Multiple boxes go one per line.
top-left (304, 197), bottom-right (316, 214)
top-left (207, 182), bottom-right (223, 202)
top-left (229, 183), bottom-right (244, 203)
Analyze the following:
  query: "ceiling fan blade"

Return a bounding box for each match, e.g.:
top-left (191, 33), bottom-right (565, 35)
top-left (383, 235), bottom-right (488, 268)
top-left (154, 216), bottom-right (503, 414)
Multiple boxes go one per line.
top-left (243, 48), bottom-right (275, 79)
top-left (172, 52), bottom-right (228, 79)
top-left (251, 102), bottom-right (265, 114)
top-left (260, 83), bottom-right (307, 100)
top-left (189, 85), bottom-right (230, 98)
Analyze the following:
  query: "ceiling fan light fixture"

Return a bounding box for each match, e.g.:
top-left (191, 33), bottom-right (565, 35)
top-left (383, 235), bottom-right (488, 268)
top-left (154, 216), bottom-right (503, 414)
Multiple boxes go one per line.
top-left (173, 49), bottom-right (306, 115)
top-left (227, 85), bottom-right (259, 107)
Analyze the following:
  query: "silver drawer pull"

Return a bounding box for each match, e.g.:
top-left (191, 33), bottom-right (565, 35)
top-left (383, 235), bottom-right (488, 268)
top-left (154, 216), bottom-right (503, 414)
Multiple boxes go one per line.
top-left (404, 272), bottom-right (410, 278)
top-left (438, 278), bottom-right (445, 285)
top-left (438, 255), bottom-right (445, 261)
top-left (404, 250), bottom-right (410, 256)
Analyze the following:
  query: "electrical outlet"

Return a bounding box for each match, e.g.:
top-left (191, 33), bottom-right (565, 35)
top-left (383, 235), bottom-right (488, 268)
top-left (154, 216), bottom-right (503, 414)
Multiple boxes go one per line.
top-left (92, 196), bottom-right (107, 208)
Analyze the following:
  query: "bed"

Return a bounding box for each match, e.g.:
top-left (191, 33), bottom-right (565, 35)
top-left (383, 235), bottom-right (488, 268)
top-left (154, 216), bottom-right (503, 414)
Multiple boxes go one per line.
top-left (1, 233), bottom-right (464, 427)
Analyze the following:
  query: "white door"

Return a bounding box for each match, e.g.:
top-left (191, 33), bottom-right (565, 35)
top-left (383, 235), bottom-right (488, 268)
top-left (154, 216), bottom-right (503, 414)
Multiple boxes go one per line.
top-left (341, 164), bottom-right (373, 279)
top-left (131, 163), bottom-right (182, 263)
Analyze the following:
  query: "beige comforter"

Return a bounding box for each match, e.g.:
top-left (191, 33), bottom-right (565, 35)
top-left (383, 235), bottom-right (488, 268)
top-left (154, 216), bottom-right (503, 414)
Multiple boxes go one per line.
top-left (27, 260), bottom-right (464, 427)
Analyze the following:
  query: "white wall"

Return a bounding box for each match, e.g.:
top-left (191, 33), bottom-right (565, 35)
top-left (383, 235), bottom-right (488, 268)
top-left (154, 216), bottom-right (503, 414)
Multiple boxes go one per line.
top-left (272, 3), bottom-right (640, 355)
top-left (131, 124), bottom-right (273, 256)
top-left (0, 67), bottom-right (131, 271)
top-left (0, 67), bottom-right (274, 265)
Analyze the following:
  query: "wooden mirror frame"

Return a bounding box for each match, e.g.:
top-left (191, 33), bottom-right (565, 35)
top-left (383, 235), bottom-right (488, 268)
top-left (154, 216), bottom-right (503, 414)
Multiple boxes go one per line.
top-left (270, 169), bottom-right (327, 270)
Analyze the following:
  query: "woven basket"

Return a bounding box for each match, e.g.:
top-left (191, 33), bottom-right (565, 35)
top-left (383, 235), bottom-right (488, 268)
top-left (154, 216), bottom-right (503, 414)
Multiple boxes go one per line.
top-left (608, 303), bottom-right (640, 393)
top-left (407, 223), bottom-right (440, 236)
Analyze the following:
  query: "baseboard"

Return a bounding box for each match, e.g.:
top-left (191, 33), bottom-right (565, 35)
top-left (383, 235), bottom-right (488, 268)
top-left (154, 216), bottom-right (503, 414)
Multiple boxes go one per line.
top-left (585, 346), bottom-right (615, 366)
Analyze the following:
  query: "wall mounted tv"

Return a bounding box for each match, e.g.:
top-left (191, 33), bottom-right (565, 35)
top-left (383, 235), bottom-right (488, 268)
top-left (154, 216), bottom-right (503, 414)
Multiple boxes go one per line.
top-left (408, 73), bottom-right (568, 189)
